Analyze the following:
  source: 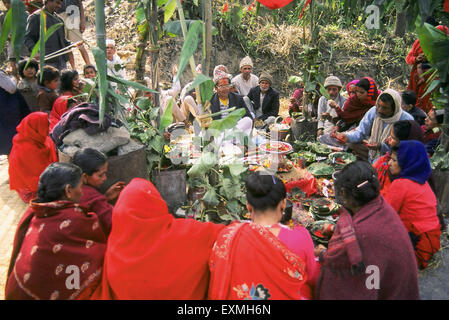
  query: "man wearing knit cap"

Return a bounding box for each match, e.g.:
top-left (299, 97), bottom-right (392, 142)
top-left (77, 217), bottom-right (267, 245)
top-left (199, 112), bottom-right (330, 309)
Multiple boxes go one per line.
top-left (317, 75), bottom-right (346, 136)
top-left (231, 56), bottom-right (259, 96)
top-left (247, 71), bottom-right (279, 122)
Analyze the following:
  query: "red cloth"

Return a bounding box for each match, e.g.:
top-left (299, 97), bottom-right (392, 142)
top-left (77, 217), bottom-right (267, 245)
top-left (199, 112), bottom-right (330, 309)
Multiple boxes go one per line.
top-left (79, 185), bottom-right (113, 236)
top-left (414, 228), bottom-right (441, 269)
top-left (316, 196), bottom-right (419, 300)
top-left (256, 0), bottom-right (294, 10)
top-left (90, 178), bottom-right (225, 300)
top-left (208, 222), bottom-right (310, 300)
top-left (49, 95), bottom-right (72, 132)
top-left (384, 178), bottom-right (440, 235)
top-left (422, 125), bottom-right (441, 143)
top-left (445, 0), bottom-right (449, 13)
top-left (5, 200), bottom-right (107, 300)
top-left (284, 175), bottom-right (317, 197)
top-left (8, 112), bottom-right (58, 203)
top-left (384, 178), bottom-right (440, 269)
top-left (335, 77), bottom-right (378, 124)
top-left (406, 25), bottom-right (449, 113)
top-left (373, 153), bottom-right (391, 198)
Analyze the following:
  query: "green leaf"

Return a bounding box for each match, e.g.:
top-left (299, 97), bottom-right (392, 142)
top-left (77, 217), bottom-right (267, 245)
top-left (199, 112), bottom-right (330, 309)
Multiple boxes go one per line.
top-left (422, 79), bottom-right (440, 98)
top-left (187, 152), bottom-right (217, 177)
top-left (288, 75), bottom-right (303, 84)
top-left (175, 20), bottom-right (202, 81)
top-left (39, 11), bottom-right (46, 83)
top-left (149, 134), bottom-right (165, 152)
top-left (91, 47), bottom-right (109, 124)
top-left (157, 0), bottom-right (169, 6)
top-left (28, 22), bottom-right (63, 68)
top-left (227, 163), bottom-right (248, 178)
top-left (164, 0), bottom-right (177, 23)
top-left (225, 199), bottom-right (241, 214)
top-left (0, 9), bottom-right (11, 55)
top-left (107, 74), bottom-right (158, 93)
top-left (188, 74), bottom-right (214, 104)
top-left (209, 108), bottom-right (246, 133)
top-left (163, 20), bottom-right (218, 37)
top-left (10, 0), bottom-right (27, 61)
top-left (203, 188), bottom-right (220, 207)
top-left (159, 97), bottom-right (174, 131)
top-left (136, 6), bottom-right (146, 24)
top-left (319, 83), bottom-right (330, 100)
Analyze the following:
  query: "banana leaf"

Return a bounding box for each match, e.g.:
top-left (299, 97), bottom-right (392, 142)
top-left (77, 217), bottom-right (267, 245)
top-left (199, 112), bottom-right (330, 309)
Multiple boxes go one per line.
top-left (159, 97), bottom-right (173, 131)
top-left (10, 0), bottom-right (27, 61)
top-left (187, 151), bottom-right (217, 177)
top-left (39, 11), bottom-right (46, 83)
top-left (188, 73), bottom-right (214, 104)
top-left (175, 20), bottom-right (202, 81)
top-left (416, 21), bottom-right (449, 83)
top-left (107, 74), bottom-right (159, 93)
top-left (27, 22), bottom-right (63, 70)
top-left (164, 0), bottom-right (177, 23)
top-left (307, 162), bottom-right (334, 177)
top-left (0, 9), bottom-right (11, 55)
top-left (163, 20), bottom-right (218, 37)
top-left (208, 108), bottom-right (246, 134)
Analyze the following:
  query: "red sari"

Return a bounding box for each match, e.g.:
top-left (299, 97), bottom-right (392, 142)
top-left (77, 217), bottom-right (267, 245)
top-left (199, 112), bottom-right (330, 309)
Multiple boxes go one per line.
top-left (49, 95), bottom-right (73, 132)
top-left (5, 200), bottom-right (107, 300)
top-left (208, 222), bottom-right (310, 300)
top-left (79, 185), bottom-right (113, 236)
top-left (8, 112), bottom-right (58, 203)
top-left (335, 77), bottom-right (379, 125)
top-left (90, 178), bottom-right (225, 300)
top-left (407, 25), bottom-right (449, 113)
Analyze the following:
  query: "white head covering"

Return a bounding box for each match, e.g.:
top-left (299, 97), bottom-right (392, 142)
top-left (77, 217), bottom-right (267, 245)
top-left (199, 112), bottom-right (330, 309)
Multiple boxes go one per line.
top-left (0, 70), bottom-right (17, 94)
top-left (239, 56), bottom-right (253, 69)
top-left (106, 39), bottom-right (116, 47)
top-left (369, 88), bottom-right (403, 160)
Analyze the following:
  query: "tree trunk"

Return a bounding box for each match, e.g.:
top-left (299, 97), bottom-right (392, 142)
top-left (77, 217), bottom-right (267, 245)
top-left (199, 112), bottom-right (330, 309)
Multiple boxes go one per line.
top-left (203, 0), bottom-right (212, 77)
top-left (135, 23), bottom-right (149, 81)
top-left (149, 0), bottom-right (160, 109)
top-left (394, 10), bottom-right (406, 38)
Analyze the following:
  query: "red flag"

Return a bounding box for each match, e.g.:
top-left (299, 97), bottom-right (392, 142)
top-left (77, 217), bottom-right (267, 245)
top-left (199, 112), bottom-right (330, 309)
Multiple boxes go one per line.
top-left (256, 0), bottom-right (294, 10)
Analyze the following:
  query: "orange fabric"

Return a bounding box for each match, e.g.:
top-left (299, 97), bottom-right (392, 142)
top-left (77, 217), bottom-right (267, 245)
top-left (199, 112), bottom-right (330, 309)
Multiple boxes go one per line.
top-left (90, 178), bottom-right (225, 300)
top-left (49, 95), bottom-right (72, 132)
top-left (8, 112), bottom-right (58, 202)
top-left (208, 222), bottom-right (310, 300)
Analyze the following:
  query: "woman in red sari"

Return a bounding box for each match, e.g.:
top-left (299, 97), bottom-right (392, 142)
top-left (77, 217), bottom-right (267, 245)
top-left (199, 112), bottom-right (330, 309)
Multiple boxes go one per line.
top-left (406, 23), bottom-right (449, 113)
top-left (208, 172), bottom-right (319, 300)
top-left (385, 141), bottom-right (440, 269)
top-left (8, 112), bottom-right (58, 203)
top-left (5, 162), bottom-right (107, 300)
top-left (71, 148), bottom-right (125, 236)
top-left (331, 77), bottom-right (379, 132)
top-left (49, 70), bottom-right (81, 132)
top-left (90, 178), bottom-right (225, 300)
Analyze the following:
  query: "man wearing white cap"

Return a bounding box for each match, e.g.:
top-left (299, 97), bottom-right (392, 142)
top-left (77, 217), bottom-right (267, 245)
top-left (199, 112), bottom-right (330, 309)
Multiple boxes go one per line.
top-left (317, 75), bottom-right (346, 136)
top-left (106, 39), bottom-right (127, 80)
top-left (231, 56), bottom-right (259, 96)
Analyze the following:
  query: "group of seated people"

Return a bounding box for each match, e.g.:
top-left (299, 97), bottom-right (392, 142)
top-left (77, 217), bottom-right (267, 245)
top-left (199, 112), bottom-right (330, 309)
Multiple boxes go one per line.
top-left (1, 39), bottom-right (446, 299)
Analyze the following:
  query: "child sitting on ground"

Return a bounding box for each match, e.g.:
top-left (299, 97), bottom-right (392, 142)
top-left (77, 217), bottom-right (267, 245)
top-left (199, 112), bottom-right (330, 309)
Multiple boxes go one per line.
top-left (83, 64), bottom-right (97, 79)
top-left (17, 59), bottom-right (40, 112)
top-left (71, 148), bottom-right (125, 236)
top-left (36, 65), bottom-right (60, 113)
